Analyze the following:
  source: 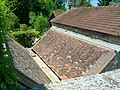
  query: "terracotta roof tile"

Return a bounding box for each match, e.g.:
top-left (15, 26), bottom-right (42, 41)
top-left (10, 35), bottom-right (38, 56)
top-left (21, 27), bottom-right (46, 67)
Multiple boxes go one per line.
top-left (48, 12), bottom-right (63, 21)
top-left (32, 30), bottom-right (114, 80)
top-left (53, 12), bottom-right (63, 17)
top-left (51, 7), bottom-right (120, 36)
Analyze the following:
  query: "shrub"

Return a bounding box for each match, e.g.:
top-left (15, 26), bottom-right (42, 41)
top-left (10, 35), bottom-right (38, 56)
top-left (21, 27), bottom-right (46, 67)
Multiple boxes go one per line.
top-left (10, 25), bottom-right (40, 47)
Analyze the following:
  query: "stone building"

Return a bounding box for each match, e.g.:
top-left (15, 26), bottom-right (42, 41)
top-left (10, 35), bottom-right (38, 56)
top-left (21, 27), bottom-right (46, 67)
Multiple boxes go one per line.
top-left (32, 6), bottom-right (120, 80)
top-left (7, 5), bottom-right (120, 89)
top-left (48, 12), bottom-right (63, 27)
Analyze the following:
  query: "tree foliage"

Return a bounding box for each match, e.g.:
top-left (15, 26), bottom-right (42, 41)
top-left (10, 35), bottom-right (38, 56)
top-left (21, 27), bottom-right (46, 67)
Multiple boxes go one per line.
top-left (30, 0), bottom-right (53, 17)
top-left (113, 0), bottom-right (120, 2)
top-left (16, 0), bottom-right (30, 24)
top-left (1, 0), bottom-right (19, 31)
top-left (29, 12), bottom-right (49, 34)
top-left (9, 0), bottom-right (54, 24)
top-left (52, 0), bottom-right (64, 10)
top-left (76, 0), bottom-right (92, 7)
top-left (0, 0), bottom-right (19, 89)
top-left (10, 24), bottom-right (40, 47)
top-left (4, 0), bottom-right (51, 47)
top-left (0, 31), bottom-right (19, 90)
top-left (98, 0), bottom-right (112, 6)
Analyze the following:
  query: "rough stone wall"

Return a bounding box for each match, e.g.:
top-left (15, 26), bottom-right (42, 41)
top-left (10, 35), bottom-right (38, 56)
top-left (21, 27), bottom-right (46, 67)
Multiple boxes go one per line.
top-left (32, 69), bottom-right (120, 90)
top-left (52, 23), bottom-right (120, 45)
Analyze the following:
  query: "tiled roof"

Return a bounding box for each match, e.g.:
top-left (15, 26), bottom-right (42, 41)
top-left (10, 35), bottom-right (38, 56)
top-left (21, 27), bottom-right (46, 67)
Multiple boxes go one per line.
top-left (7, 38), bottom-right (51, 84)
top-left (48, 12), bottom-right (63, 21)
top-left (53, 12), bottom-right (63, 17)
top-left (51, 6), bottom-right (120, 36)
top-left (32, 30), bottom-right (115, 80)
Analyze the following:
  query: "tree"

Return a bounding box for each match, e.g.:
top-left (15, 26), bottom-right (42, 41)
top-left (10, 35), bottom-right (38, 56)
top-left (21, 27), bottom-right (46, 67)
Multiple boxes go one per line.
top-left (0, 0), bottom-right (19, 89)
top-left (6, 0), bottom-right (30, 24)
top-left (52, 0), bottom-right (64, 10)
top-left (29, 12), bottom-right (49, 34)
top-left (76, 0), bottom-right (92, 7)
top-left (1, 0), bottom-right (19, 31)
top-left (14, 0), bottom-right (30, 24)
top-left (10, 24), bottom-right (40, 47)
top-left (62, 0), bottom-right (92, 8)
top-left (98, 0), bottom-right (112, 6)
top-left (29, 0), bottom-right (53, 17)
top-left (7, 0), bottom-right (53, 24)
top-left (113, 0), bottom-right (120, 2)
top-left (5, 0), bottom-right (50, 47)
top-left (44, 0), bottom-right (54, 17)
top-left (4, 12), bottom-right (19, 31)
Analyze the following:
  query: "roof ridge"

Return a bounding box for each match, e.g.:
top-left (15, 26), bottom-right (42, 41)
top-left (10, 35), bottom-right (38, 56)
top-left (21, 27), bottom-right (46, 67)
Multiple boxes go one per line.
top-left (73, 6), bottom-right (111, 9)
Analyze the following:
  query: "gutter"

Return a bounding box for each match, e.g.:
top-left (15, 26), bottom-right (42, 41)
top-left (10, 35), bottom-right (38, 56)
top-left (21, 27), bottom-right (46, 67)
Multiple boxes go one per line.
top-left (26, 48), bottom-right (60, 83)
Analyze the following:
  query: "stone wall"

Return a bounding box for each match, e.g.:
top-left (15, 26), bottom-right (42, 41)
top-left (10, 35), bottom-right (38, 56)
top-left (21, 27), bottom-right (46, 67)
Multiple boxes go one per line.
top-left (32, 69), bottom-right (120, 90)
top-left (52, 23), bottom-right (120, 45)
